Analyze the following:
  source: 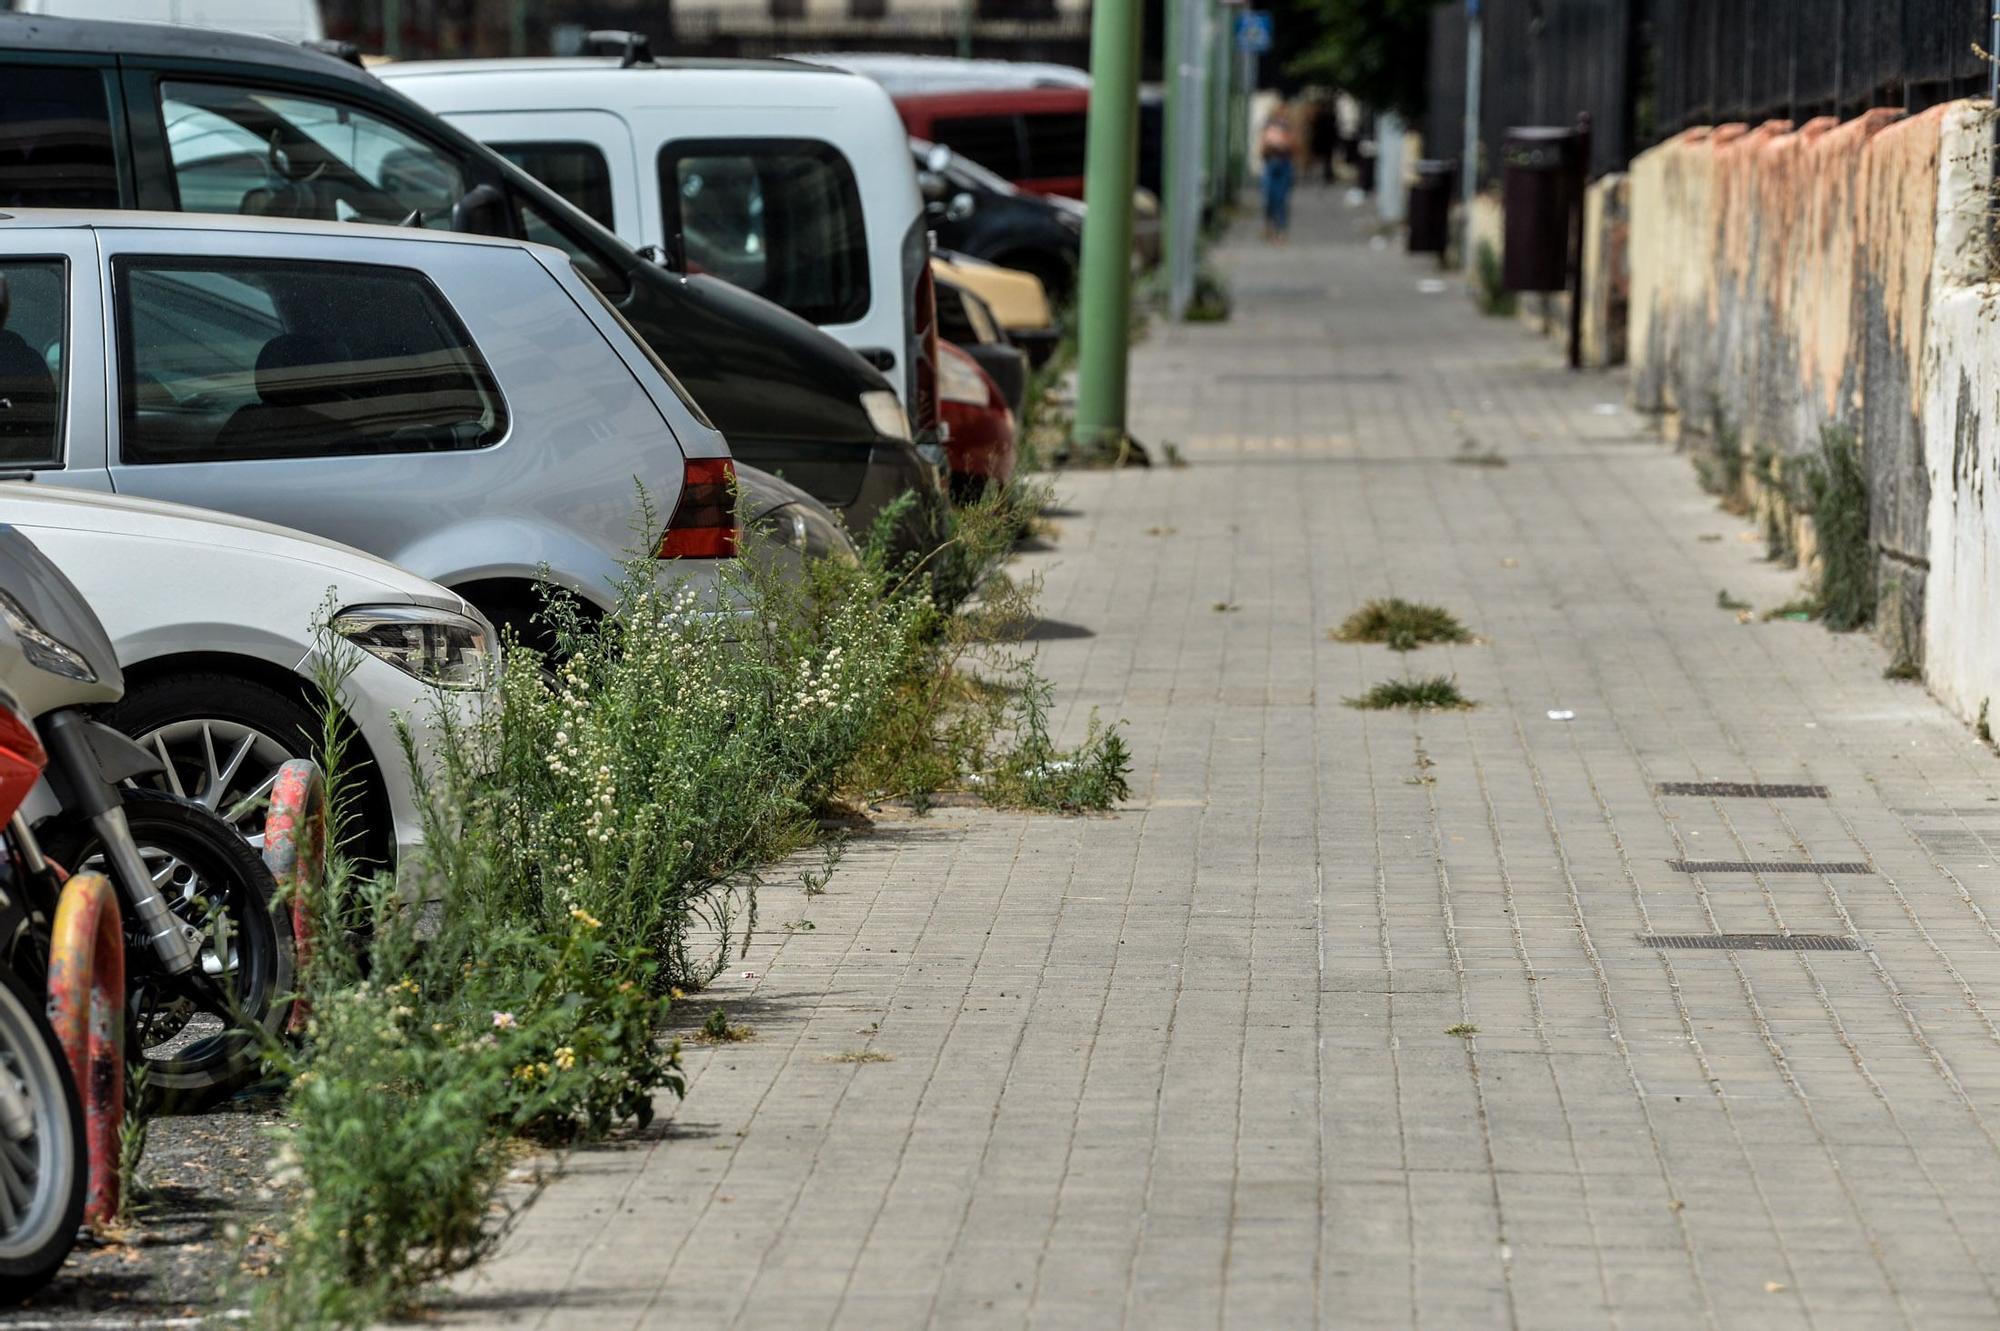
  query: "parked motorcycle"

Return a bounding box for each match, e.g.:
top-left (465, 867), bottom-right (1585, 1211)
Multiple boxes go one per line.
top-left (0, 525), bottom-right (289, 1109)
top-left (0, 689), bottom-right (85, 1298)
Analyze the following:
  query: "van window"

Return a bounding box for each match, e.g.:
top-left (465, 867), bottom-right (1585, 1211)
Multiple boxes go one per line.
top-left (511, 190), bottom-right (630, 299)
top-left (1021, 111), bottom-right (1088, 182)
top-left (659, 138), bottom-right (869, 327)
top-left (929, 117), bottom-right (1024, 180)
top-left (115, 257), bottom-right (506, 463)
top-left (160, 81), bottom-right (466, 226)
top-left (491, 141), bottom-right (616, 229)
top-left (0, 67), bottom-right (119, 209)
top-left (0, 260), bottom-right (66, 466)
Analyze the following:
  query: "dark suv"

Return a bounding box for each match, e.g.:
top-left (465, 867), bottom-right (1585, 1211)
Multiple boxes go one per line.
top-left (0, 14), bottom-right (943, 537)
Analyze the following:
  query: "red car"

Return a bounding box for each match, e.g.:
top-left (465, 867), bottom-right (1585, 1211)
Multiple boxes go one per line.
top-left (892, 87), bottom-right (1090, 200)
top-left (939, 341), bottom-right (1016, 502)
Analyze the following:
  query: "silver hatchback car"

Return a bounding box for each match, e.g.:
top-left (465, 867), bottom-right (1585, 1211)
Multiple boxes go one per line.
top-left (0, 209), bottom-right (783, 645)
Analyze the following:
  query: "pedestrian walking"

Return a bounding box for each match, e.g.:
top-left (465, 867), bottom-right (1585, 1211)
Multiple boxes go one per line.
top-left (1260, 106), bottom-right (1298, 243)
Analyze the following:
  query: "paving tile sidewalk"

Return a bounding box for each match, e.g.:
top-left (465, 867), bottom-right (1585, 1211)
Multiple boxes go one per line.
top-left (438, 187), bottom-right (2000, 1330)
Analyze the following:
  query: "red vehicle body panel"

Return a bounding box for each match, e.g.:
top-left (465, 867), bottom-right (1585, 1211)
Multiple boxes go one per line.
top-left (892, 88), bottom-right (1092, 200)
top-left (939, 341), bottom-right (1016, 499)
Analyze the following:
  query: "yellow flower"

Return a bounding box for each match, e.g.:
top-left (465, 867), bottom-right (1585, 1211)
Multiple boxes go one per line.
top-left (554, 1046), bottom-right (576, 1071)
top-left (569, 907), bottom-right (602, 930)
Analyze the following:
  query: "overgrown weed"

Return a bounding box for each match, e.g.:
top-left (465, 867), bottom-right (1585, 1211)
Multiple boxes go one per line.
top-left (1332, 599), bottom-right (1473, 652)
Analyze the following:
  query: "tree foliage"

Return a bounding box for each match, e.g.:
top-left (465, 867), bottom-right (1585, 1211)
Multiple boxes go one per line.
top-left (1283, 0), bottom-right (1436, 120)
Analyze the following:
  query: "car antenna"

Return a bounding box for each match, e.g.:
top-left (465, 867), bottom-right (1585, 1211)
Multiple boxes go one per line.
top-left (398, 209), bottom-right (424, 227)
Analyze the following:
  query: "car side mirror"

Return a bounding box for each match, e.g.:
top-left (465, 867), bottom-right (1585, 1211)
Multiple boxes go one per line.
top-left (945, 191), bottom-right (976, 222)
top-left (450, 182), bottom-right (508, 237)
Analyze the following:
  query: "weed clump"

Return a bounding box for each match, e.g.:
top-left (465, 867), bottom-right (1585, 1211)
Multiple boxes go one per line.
top-left (1474, 240), bottom-right (1515, 318)
top-left (1796, 425), bottom-right (1874, 631)
top-left (1346, 676), bottom-right (1475, 711)
top-left (1333, 598), bottom-right (1473, 652)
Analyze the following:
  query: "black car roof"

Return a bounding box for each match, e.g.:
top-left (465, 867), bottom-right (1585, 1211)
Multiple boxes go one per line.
top-left (0, 13), bottom-right (370, 85)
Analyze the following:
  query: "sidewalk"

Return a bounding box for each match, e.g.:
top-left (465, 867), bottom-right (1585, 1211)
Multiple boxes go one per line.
top-left (442, 187), bottom-right (2000, 1329)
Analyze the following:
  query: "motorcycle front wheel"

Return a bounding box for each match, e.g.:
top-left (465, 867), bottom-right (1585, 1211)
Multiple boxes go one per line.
top-left (0, 965), bottom-right (84, 1299)
top-left (40, 789), bottom-right (293, 1112)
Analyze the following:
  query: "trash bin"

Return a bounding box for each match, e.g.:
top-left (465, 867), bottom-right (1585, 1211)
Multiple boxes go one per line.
top-left (1501, 127), bottom-right (1578, 292)
top-left (1406, 159), bottom-right (1453, 255)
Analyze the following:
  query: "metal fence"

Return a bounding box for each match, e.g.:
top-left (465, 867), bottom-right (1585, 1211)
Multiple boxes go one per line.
top-left (1425, 0), bottom-right (1994, 186)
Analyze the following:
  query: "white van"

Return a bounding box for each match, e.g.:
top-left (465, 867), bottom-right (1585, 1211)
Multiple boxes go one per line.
top-left (380, 57), bottom-right (930, 416)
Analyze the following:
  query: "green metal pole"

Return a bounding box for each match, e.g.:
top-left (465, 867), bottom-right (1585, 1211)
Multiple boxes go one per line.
top-left (1206, 2), bottom-right (1228, 213)
top-left (383, 0), bottom-right (401, 57)
top-left (957, 0), bottom-right (974, 60)
top-left (511, 0), bottom-right (529, 55)
top-left (1069, 0), bottom-right (1144, 451)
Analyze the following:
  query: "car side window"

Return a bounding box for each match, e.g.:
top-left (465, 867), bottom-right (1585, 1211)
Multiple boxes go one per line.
top-left (659, 139), bottom-right (869, 326)
top-left (0, 260), bottom-right (66, 466)
top-left (160, 81), bottom-right (466, 226)
top-left (930, 116), bottom-right (1025, 180)
top-left (0, 66), bottom-right (120, 209)
top-left (1021, 111), bottom-right (1088, 182)
top-left (511, 190), bottom-right (631, 299)
top-left (114, 256), bottom-right (506, 464)
top-left (490, 141), bottom-right (616, 229)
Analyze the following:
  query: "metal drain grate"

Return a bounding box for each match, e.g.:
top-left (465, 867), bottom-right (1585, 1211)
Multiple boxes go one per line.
top-left (1667, 859), bottom-right (1872, 874)
top-left (1643, 933), bottom-right (1861, 952)
top-left (1656, 781), bottom-right (1829, 798)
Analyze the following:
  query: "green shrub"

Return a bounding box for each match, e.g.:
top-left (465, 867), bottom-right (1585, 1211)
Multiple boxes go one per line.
top-left (1474, 240), bottom-right (1515, 317)
top-left (1332, 598), bottom-right (1473, 651)
top-left (1346, 676), bottom-right (1475, 711)
top-left (1797, 425), bottom-right (1874, 632)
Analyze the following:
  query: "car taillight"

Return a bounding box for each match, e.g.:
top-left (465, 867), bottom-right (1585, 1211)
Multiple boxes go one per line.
top-left (657, 456), bottom-right (740, 560)
top-left (0, 696), bottom-right (45, 826)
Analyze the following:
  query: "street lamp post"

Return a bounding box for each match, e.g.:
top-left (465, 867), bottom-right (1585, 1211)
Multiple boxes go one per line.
top-left (1068, 0), bottom-right (1145, 452)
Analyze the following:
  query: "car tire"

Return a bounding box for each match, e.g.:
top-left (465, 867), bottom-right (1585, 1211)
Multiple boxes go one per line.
top-left (101, 672), bottom-right (391, 871)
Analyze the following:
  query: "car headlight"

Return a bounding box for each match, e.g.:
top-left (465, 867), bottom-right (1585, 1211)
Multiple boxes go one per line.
top-left (939, 348), bottom-right (989, 406)
top-left (752, 506), bottom-right (810, 551)
top-left (0, 588), bottom-right (95, 683)
top-left (860, 389), bottom-right (911, 442)
top-left (333, 605), bottom-right (492, 691)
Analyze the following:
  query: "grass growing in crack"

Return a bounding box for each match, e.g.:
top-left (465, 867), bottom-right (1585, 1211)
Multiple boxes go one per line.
top-left (1884, 657), bottom-right (1922, 682)
top-left (1694, 397), bottom-right (1747, 509)
top-left (826, 1050), bottom-right (893, 1064)
top-left (1346, 677), bottom-right (1475, 711)
top-left (1474, 240), bottom-right (1515, 317)
top-left (1716, 590), bottom-right (1751, 611)
top-left (1763, 595), bottom-right (1822, 622)
top-left (1445, 1023), bottom-right (1480, 1037)
top-left (1332, 598), bottom-right (1473, 652)
top-left (697, 1008), bottom-right (754, 1044)
top-left (1796, 425), bottom-right (1874, 631)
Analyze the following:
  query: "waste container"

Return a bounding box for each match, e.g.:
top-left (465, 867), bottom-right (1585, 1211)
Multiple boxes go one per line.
top-left (1406, 159), bottom-right (1453, 255)
top-left (1500, 127), bottom-right (1578, 292)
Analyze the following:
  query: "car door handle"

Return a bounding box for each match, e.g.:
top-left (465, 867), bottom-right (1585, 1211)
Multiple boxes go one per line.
top-left (855, 347), bottom-right (898, 371)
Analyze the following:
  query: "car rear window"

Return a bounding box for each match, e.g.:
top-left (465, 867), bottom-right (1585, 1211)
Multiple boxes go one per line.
top-left (0, 67), bottom-right (119, 209)
top-left (1021, 111), bottom-right (1088, 182)
top-left (659, 138), bottom-right (869, 327)
top-left (114, 257), bottom-right (506, 464)
top-left (929, 116), bottom-right (1025, 180)
top-left (0, 259), bottom-right (66, 466)
top-left (491, 141), bottom-right (616, 230)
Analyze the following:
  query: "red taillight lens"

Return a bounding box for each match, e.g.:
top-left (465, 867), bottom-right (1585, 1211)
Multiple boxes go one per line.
top-left (657, 456), bottom-right (741, 560)
top-left (0, 698), bottom-right (45, 826)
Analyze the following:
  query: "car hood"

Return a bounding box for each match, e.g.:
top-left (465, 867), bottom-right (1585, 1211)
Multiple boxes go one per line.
top-left (0, 483), bottom-right (470, 613)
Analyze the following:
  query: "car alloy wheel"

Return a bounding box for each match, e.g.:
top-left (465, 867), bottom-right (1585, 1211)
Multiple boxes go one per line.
top-left (131, 718), bottom-right (298, 847)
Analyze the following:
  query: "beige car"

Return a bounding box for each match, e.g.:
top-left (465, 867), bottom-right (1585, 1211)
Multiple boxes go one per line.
top-left (932, 253), bottom-right (1062, 366)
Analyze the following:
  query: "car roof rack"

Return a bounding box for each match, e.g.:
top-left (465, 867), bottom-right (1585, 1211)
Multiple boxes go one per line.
top-left (301, 37), bottom-right (364, 67)
top-left (583, 30), bottom-right (654, 67)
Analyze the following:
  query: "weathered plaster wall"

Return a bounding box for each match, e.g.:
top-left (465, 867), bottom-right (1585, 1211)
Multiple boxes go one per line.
top-left (1581, 173), bottom-right (1630, 367)
top-left (1918, 103), bottom-right (1998, 722)
top-left (1626, 104), bottom-right (1953, 665)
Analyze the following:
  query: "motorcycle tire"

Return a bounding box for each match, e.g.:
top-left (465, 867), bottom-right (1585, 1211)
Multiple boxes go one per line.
top-left (0, 964), bottom-right (85, 1300)
top-left (39, 789), bottom-right (293, 1113)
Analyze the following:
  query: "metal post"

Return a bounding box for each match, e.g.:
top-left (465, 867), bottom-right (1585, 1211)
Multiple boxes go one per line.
top-left (1462, 0), bottom-right (1483, 269)
top-left (1207, 2), bottom-right (1230, 211)
top-left (1566, 113), bottom-right (1591, 371)
top-left (383, 0), bottom-right (401, 57)
top-left (510, 0), bottom-right (529, 56)
top-left (1069, 0), bottom-right (1145, 451)
top-left (1165, 0), bottom-right (1206, 319)
top-left (957, 0), bottom-right (975, 60)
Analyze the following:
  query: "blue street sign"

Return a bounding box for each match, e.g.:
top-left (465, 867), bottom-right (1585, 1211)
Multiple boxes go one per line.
top-left (1235, 10), bottom-right (1272, 53)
